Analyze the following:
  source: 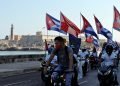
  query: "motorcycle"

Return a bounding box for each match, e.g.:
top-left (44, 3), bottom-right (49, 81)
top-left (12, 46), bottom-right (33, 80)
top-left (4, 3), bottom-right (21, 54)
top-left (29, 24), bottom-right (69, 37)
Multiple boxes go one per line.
top-left (78, 55), bottom-right (88, 77)
top-left (97, 62), bottom-right (115, 86)
top-left (50, 70), bottom-right (77, 86)
top-left (41, 61), bottom-right (54, 86)
top-left (89, 55), bottom-right (98, 70)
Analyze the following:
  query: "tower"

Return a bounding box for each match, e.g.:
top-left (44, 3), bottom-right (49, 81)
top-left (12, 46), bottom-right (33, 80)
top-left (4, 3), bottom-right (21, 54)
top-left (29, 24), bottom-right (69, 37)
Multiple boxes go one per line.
top-left (10, 24), bottom-right (14, 40)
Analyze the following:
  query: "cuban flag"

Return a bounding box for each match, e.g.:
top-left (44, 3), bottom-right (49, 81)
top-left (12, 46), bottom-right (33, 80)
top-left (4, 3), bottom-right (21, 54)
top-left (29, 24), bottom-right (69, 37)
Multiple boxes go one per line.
top-left (85, 33), bottom-right (93, 43)
top-left (94, 15), bottom-right (112, 40)
top-left (60, 12), bottom-right (81, 37)
top-left (113, 6), bottom-right (120, 31)
top-left (46, 13), bottom-right (67, 35)
top-left (85, 33), bottom-right (99, 48)
top-left (69, 34), bottom-right (81, 54)
top-left (81, 14), bottom-right (99, 39)
top-left (93, 38), bottom-right (99, 48)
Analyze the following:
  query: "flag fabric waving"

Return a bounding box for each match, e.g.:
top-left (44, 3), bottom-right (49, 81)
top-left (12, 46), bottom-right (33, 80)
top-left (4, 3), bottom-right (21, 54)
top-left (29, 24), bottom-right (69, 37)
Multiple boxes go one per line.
top-left (85, 32), bottom-right (99, 48)
top-left (94, 16), bottom-right (112, 40)
top-left (113, 6), bottom-right (120, 31)
top-left (81, 14), bottom-right (99, 39)
top-left (69, 34), bottom-right (81, 54)
top-left (85, 33), bottom-right (93, 43)
top-left (46, 13), bottom-right (67, 35)
top-left (60, 12), bottom-right (81, 37)
top-left (93, 38), bottom-right (99, 48)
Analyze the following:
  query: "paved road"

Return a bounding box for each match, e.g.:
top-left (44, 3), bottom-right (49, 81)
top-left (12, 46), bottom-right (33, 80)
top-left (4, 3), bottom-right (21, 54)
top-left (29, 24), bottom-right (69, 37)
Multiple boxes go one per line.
top-left (79, 68), bottom-right (120, 86)
top-left (0, 68), bottom-right (120, 86)
top-left (0, 72), bottom-right (44, 86)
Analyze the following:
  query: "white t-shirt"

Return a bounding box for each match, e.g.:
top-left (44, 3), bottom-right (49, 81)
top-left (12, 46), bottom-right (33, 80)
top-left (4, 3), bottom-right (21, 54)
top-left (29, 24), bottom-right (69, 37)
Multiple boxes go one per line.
top-left (114, 50), bottom-right (119, 55)
top-left (101, 51), bottom-right (117, 66)
top-left (92, 52), bottom-right (97, 57)
top-left (78, 51), bottom-right (89, 59)
top-left (45, 54), bottom-right (57, 64)
top-left (78, 51), bottom-right (89, 65)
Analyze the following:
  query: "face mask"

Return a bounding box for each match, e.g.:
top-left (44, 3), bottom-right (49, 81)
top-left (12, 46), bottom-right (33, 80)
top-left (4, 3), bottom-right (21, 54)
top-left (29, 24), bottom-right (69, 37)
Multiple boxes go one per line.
top-left (55, 44), bottom-right (61, 50)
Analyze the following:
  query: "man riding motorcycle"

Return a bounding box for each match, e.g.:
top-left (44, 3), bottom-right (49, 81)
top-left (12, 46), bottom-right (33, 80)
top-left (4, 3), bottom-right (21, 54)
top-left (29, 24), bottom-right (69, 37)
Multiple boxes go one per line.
top-left (78, 48), bottom-right (89, 77)
top-left (41, 45), bottom-right (58, 86)
top-left (44, 36), bottom-right (74, 86)
top-left (89, 47), bottom-right (98, 69)
top-left (99, 44), bottom-right (119, 85)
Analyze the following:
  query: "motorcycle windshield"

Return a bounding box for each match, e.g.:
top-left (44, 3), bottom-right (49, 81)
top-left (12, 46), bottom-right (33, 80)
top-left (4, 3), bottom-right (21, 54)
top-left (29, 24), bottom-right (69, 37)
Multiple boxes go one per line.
top-left (99, 62), bottom-right (110, 72)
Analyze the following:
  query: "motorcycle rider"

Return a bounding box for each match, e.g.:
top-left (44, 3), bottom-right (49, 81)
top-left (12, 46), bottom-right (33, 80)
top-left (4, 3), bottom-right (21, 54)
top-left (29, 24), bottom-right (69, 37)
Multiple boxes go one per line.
top-left (78, 48), bottom-right (89, 77)
top-left (100, 43), bottom-right (119, 85)
top-left (41, 45), bottom-right (58, 84)
top-left (90, 47), bottom-right (98, 69)
top-left (91, 47), bottom-right (97, 58)
top-left (44, 36), bottom-right (74, 86)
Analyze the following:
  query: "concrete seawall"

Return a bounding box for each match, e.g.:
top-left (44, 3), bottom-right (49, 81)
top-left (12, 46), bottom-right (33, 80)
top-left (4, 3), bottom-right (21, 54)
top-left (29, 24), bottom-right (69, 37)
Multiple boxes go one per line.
top-left (0, 52), bottom-right (45, 64)
top-left (0, 61), bottom-right (42, 77)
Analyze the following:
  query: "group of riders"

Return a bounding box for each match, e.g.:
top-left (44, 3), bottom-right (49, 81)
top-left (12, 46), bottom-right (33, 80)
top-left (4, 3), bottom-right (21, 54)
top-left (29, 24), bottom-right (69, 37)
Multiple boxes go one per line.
top-left (41, 36), bottom-right (120, 86)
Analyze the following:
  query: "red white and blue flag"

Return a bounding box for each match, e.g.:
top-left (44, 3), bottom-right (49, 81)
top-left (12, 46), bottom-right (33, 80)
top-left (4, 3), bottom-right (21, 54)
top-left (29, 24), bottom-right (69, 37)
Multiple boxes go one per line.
top-left (85, 33), bottom-right (93, 43)
top-left (93, 38), bottom-right (99, 48)
top-left (46, 13), bottom-right (67, 35)
top-left (94, 15), bottom-right (112, 40)
top-left (60, 12), bottom-right (81, 37)
top-left (113, 6), bottom-right (120, 31)
top-left (81, 14), bottom-right (99, 39)
top-left (85, 33), bottom-right (99, 47)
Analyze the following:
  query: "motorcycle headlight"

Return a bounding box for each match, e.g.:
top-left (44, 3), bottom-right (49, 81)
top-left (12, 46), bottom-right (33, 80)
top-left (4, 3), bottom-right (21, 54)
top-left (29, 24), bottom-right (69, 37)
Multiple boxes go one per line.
top-left (104, 70), bottom-right (111, 75)
top-left (47, 67), bottom-right (51, 71)
top-left (45, 74), bottom-right (49, 77)
top-left (60, 75), bottom-right (64, 78)
top-left (98, 70), bottom-right (103, 75)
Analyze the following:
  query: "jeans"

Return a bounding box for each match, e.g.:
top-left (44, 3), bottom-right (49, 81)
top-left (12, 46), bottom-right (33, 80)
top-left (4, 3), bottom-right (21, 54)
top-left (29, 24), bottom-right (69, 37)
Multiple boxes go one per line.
top-left (51, 65), bottom-right (73, 86)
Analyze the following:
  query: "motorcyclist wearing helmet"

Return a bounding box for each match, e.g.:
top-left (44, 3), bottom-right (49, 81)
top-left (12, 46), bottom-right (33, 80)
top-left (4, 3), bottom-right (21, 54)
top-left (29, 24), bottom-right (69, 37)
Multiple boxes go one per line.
top-left (100, 44), bottom-right (119, 85)
top-left (78, 48), bottom-right (89, 77)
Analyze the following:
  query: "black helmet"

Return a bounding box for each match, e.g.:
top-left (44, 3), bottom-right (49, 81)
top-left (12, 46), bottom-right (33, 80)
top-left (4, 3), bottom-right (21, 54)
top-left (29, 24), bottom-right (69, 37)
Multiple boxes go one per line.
top-left (82, 48), bottom-right (86, 52)
top-left (105, 44), bottom-right (113, 55)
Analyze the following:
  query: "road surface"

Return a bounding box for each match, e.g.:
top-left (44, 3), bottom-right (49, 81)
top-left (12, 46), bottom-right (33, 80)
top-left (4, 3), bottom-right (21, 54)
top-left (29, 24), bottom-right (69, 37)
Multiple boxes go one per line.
top-left (0, 68), bottom-right (120, 86)
top-left (0, 72), bottom-right (43, 86)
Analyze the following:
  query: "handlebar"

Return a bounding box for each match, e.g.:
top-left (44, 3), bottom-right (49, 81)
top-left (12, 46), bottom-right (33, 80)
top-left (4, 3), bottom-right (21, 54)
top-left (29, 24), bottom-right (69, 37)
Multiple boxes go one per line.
top-left (51, 70), bottom-right (74, 73)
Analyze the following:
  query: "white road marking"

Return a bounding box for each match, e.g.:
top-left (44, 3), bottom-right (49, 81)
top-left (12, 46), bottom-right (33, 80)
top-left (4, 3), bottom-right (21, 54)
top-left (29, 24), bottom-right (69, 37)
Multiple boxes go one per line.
top-left (79, 80), bottom-right (88, 85)
top-left (4, 80), bottom-right (31, 86)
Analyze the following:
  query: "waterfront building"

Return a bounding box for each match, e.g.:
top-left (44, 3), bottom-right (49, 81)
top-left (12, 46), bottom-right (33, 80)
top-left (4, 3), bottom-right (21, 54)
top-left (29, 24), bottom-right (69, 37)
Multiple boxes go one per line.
top-left (10, 24), bottom-right (14, 40)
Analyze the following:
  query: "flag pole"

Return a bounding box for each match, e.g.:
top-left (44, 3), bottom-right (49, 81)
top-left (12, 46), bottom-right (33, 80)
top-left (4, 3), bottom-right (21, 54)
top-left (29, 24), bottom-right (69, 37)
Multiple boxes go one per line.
top-left (79, 13), bottom-right (82, 38)
top-left (42, 27), bottom-right (47, 58)
top-left (112, 7), bottom-right (114, 41)
top-left (45, 39), bottom-right (47, 59)
top-left (47, 29), bottom-right (48, 39)
top-left (112, 28), bottom-right (114, 40)
top-left (79, 13), bottom-right (82, 76)
top-left (46, 27), bottom-right (48, 59)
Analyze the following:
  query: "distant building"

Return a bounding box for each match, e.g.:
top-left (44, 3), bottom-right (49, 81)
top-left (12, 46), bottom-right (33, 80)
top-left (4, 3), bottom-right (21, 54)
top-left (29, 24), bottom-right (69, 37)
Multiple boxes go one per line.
top-left (14, 35), bottom-right (22, 41)
top-left (18, 34), bottom-right (43, 49)
top-left (36, 31), bottom-right (42, 36)
top-left (0, 40), bottom-right (9, 50)
top-left (9, 40), bottom-right (18, 47)
top-left (42, 35), bottom-right (69, 45)
top-left (10, 24), bottom-right (14, 40)
top-left (5, 35), bottom-right (9, 40)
